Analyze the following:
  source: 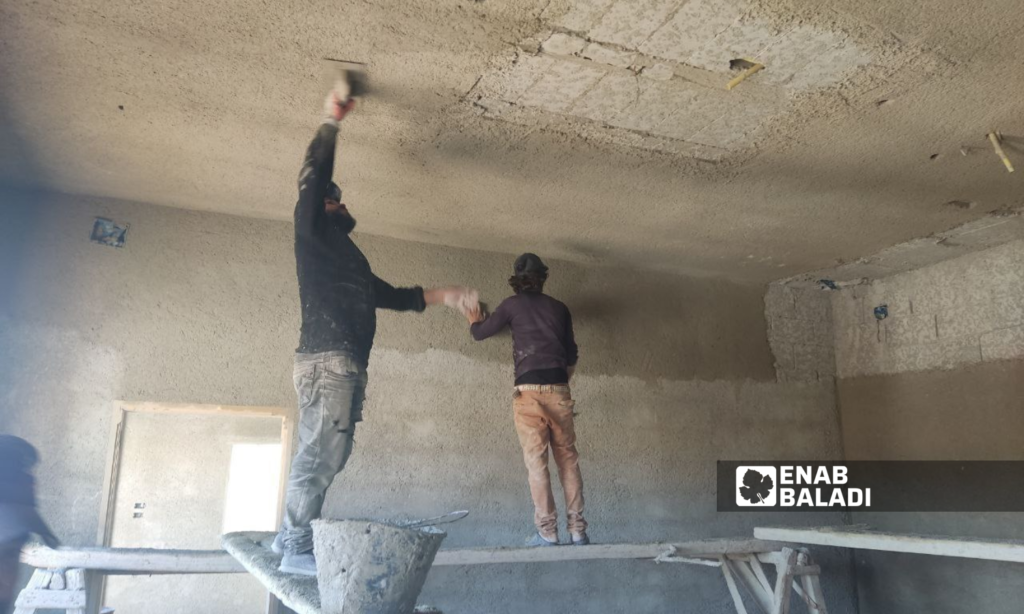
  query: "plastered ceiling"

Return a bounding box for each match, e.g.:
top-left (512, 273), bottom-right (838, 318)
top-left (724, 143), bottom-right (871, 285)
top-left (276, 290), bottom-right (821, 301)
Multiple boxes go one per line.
top-left (1, 0), bottom-right (1023, 281)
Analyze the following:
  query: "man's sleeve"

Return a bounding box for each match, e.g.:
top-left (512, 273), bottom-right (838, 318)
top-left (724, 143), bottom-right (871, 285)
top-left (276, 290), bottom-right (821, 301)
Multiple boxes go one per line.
top-left (565, 308), bottom-right (579, 366)
top-left (471, 299), bottom-right (513, 341)
top-left (373, 275), bottom-right (426, 312)
top-left (294, 121), bottom-right (339, 239)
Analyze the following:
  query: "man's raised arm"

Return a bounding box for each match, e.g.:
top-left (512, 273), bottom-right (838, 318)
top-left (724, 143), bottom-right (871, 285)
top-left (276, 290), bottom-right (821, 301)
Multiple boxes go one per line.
top-left (294, 96), bottom-right (354, 238)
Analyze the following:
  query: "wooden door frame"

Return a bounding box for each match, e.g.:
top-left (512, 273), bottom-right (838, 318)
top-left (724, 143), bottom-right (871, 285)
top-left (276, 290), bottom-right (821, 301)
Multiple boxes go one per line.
top-left (95, 401), bottom-right (294, 613)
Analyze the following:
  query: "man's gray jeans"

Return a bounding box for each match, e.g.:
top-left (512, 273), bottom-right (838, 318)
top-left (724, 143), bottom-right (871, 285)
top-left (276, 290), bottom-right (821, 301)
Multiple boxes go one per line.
top-left (281, 351), bottom-right (367, 555)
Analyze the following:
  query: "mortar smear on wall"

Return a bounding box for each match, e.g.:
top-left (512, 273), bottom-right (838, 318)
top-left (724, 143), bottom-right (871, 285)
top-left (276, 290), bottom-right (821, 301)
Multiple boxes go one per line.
top-left (468, 0), bottom-right (871, 158)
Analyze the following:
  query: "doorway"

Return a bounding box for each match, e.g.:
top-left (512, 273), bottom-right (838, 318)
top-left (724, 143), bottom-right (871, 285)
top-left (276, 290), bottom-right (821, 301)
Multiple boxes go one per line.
top-left (97, 402), bottom-right (293, 613)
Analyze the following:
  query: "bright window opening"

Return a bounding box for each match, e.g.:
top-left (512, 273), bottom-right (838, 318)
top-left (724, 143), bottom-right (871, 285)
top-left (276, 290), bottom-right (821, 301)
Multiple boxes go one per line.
top-left (222, 443), bottom-right (282, 533)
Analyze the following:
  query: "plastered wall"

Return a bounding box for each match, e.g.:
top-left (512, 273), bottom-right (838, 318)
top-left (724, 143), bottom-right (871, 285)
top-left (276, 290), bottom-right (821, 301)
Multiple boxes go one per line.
top-left (0, 190), bottom-right (855, 614)
top-left (796, 240), bottom-right (1024, 614)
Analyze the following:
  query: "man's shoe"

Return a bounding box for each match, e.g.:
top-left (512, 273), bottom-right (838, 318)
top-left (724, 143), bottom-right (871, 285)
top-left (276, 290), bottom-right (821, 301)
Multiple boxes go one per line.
top-left (269, 532), bottom-right (285, 555)
top-left (571, 533), bottom-right (590, 546)
top-left (279, 552), bottom-right (317, 576)
top-left (525, 532), bottom-right (559, 547)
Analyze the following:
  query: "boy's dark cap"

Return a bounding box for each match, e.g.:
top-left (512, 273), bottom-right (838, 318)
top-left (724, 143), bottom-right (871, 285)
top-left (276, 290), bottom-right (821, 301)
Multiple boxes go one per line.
top-left (513, 253), bottom-right (548, 277)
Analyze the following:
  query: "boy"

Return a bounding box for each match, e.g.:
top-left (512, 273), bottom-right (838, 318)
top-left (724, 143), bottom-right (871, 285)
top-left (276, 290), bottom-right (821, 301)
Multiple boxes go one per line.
top-left (467, 253), bottom-right (589, 546)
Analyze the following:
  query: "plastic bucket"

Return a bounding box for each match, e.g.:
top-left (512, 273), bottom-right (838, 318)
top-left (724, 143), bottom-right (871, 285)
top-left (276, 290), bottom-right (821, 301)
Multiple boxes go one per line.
top-left (311, 519), bottom-right (447, 614)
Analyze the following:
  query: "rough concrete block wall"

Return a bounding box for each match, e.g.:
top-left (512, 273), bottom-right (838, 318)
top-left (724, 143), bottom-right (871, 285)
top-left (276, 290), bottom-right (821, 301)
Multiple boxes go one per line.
top-left (0, 192), bottom-right (856, 614)
top-left (831, 239), bottom-right (1024, 377)
top-left (765, 283), bottom-right (836, 382)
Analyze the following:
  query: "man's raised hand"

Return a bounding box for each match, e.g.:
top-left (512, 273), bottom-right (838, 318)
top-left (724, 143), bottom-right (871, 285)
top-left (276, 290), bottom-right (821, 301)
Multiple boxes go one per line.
top-left (325, 93), bottom-right (356, 122)
top-left (424, 286), bottom-right (482, 320)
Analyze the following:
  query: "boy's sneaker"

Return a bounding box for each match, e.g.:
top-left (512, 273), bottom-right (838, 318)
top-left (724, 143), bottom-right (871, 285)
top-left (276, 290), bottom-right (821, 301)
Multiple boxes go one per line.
top-left (525, 532), bottom-right (559, 547)
top-left (571, 533), bottom-right (590, 546)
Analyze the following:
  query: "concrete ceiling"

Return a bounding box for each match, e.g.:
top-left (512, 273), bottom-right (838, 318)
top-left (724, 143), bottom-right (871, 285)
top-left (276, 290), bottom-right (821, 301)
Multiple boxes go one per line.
top-left (1, 0), bottom-right (1023, 281)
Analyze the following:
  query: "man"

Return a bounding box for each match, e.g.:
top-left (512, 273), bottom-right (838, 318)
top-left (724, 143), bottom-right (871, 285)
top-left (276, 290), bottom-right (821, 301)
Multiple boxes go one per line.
top-left (466, 253), bottom-right (589, 547)
top-left (1, 435), bottom-right (60, 612)
top-left (272, 90), bottom-right (475, 575)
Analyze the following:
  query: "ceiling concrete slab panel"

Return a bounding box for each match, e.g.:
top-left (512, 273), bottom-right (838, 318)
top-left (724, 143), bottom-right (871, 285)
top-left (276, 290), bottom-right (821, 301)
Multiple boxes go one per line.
top-left (687, 15), bottom-right (783, 73)
top-left (571, 73), bottom-right (639, 123)
top-left (518, 61), bottom-right (606, 113)
top-left (547, 0), bottom-right (617, 33)
top-left (640, 0), bottom-right (743, 63)
top-left (589, 0), bottom-right (681, 49)
top-left (580, 43), bottom-right (638, 69)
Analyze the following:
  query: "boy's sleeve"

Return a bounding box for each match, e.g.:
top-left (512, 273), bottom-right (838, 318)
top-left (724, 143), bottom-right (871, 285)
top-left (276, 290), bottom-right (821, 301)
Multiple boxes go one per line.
top-left (564, 308), bottom-right (579, 366)
top-left (471, 299), bottom-right (512, 340)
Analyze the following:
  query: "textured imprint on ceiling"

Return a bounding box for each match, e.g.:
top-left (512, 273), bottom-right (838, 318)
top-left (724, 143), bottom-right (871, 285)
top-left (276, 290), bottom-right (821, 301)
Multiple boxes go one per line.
top-left (467, 0), bottom-right (871, 160)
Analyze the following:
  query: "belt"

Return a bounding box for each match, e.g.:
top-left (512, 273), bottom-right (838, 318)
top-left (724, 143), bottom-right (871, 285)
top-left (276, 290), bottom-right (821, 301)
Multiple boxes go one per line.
top-left (514, 384), bottom-right (570, 393)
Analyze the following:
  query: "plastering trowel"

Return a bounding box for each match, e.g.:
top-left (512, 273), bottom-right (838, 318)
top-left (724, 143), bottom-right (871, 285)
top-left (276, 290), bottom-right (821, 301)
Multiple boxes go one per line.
top-left (322, 58), bottom-right (370, 103)
top-left (399, 510), bottom-right (470, 530)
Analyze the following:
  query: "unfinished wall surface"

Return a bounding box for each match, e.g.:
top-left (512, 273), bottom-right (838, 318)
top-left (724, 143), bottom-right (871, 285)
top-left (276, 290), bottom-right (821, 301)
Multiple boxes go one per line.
top-left (765, 284), bottom-right (836, 383)
top-left (824, 241), bottom-right (1024, 614)
top-left (0, 191), bottom-right (856, 614)
top-left (832, 239), bottom-right (1024, 377)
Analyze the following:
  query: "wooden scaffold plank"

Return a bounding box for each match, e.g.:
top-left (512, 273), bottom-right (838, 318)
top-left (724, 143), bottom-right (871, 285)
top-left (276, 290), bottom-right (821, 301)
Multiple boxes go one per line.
top-left (23, 538), bottom-right (788, 573)
top-left (755, 526), bottom-right (1024, 564)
